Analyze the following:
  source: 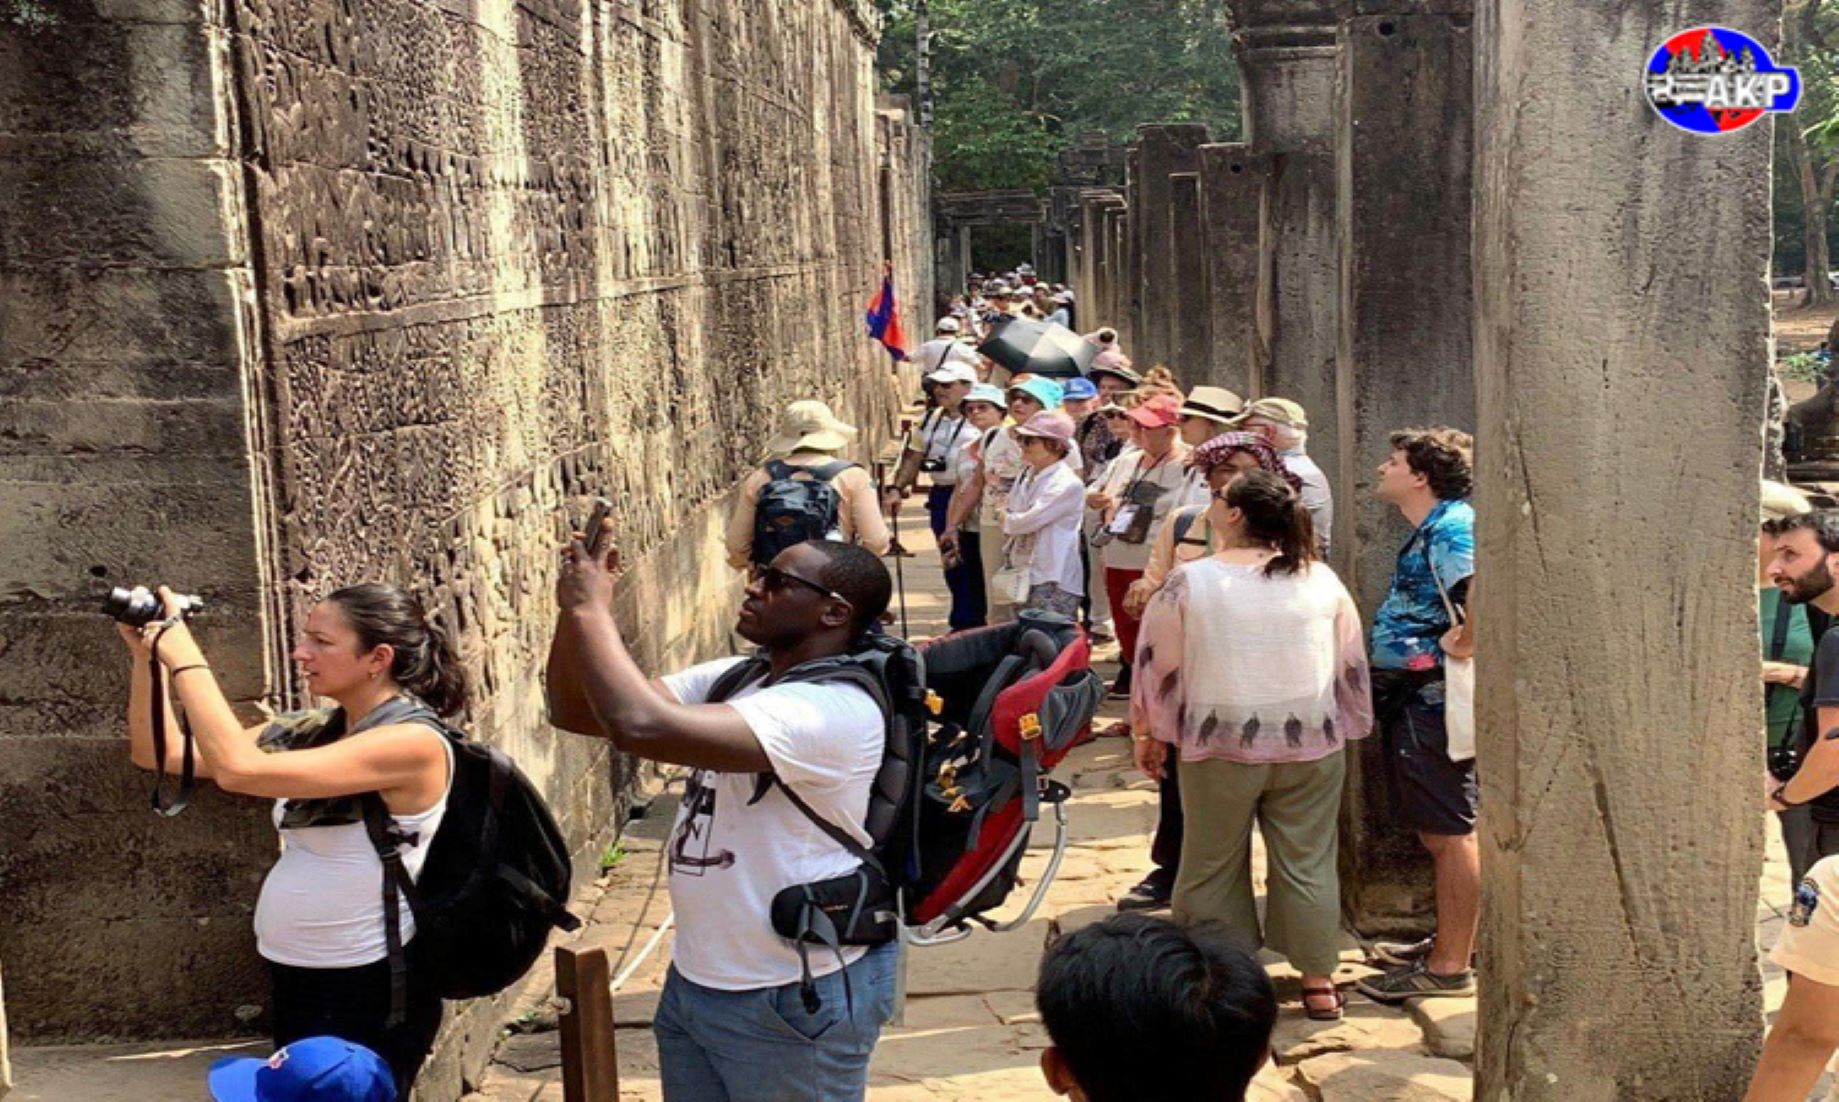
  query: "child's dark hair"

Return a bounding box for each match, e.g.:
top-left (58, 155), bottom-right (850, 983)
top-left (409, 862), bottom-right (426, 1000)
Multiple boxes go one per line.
top-left (326, 583), bottom-right (470, 716)
top-left (1036, 913), bottom-right (1277, 1102)
top-left (1222, 469), bottom-right (1317, 577)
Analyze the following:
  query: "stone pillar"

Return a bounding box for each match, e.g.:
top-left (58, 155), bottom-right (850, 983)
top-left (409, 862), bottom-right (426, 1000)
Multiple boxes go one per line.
top-left (0, 0), bottom-right (277, 1039)
top-left (936, 219), bottom-right (969, 299)
top-left (1121, 148), bottom-right (1143, 351)
top-left (1133, 124), bottom-right (1210, 373)
top-left (1169, 172), bottom-right (1209, 382)
top-left (1198, 144), bottom-right (1267, 394)
top-left (1108, 200), bottom-right (1133, 343)
top-left (1334, 8), bottom-right (1477, 931)
top-left (1079, 192), bottom-right (1123, 330)
top-left (1231, 8), bottom-right (1341, 478)
top-left (1473, 1), bottom-right (1771, 1096)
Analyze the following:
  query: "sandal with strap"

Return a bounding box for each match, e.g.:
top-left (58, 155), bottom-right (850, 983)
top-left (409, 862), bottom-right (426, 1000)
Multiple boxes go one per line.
top-left (1302, 983), bottom-right (1345, 1022)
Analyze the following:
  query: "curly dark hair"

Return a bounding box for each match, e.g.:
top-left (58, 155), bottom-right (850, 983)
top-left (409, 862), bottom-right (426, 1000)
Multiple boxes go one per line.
top-left (1389, 427), bottom-right (1473, 501)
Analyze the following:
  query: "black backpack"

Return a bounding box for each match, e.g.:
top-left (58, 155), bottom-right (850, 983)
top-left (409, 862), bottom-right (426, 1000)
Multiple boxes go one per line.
top-left (752, 460), bottom-right (854, 567)
top-left (358, 698), bottom-right (581, 1024)
top-left (705, 631), bottom-right (928, 1007)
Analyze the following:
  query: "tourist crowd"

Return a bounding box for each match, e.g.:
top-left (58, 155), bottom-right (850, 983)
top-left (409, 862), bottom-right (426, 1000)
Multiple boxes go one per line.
top-left (884, 268), bottom-right (1478, 1029)
top-left (113, 258), bottom-right (1839, 1102)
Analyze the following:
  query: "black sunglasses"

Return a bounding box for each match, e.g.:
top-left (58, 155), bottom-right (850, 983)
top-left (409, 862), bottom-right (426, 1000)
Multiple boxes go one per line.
top-left (752, 565), bottom-right (852, 608)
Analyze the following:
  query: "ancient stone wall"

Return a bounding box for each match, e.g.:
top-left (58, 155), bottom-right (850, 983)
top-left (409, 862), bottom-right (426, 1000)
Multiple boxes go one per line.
top-left (0, 0), bottom-right (927, 1077)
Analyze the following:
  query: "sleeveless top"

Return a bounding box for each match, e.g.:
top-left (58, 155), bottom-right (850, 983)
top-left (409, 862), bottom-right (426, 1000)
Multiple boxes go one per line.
top-left (253, 703), bottom-right (454, 968)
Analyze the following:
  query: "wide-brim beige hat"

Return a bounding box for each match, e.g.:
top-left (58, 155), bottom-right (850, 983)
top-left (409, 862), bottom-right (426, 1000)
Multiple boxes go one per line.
top-left (766, 399), bottom-right (858, 454)
top-left (1762, 479), bottom-right (1813, 522)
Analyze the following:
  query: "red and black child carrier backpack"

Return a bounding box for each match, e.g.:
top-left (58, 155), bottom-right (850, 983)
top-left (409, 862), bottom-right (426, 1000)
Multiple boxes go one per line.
top-left (707, 609), bottom-right (1105, 974)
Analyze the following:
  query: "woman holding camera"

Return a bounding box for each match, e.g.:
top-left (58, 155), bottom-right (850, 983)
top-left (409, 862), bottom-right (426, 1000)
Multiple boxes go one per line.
top-left (119, 583), bottom-right (465, 1091)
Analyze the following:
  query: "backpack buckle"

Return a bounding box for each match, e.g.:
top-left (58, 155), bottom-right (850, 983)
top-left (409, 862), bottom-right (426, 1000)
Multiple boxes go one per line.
top-left (1019, 713), bottom-right (1043, 741)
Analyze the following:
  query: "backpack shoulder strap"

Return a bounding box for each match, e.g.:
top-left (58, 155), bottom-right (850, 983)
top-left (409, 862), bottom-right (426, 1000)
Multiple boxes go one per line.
top-left (809, 460), bottom-right (855, 483)
top-left (764, 774), bottom-right (884, 877)
top-left (707, 655), bottom-right (773, 704)
top-left (763, 459), bottom-right (795, 482)
top-left (360, 792), bottom-right (422, 1028)
top-left (1171, 504), bottom-right (1207, 547)
top-left (747, 651), bottom-right (903, 867)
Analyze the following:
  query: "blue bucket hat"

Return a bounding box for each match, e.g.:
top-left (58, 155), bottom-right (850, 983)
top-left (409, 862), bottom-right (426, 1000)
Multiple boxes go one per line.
top-left (210, 1037), bottom-right (397, 1102)
top-left (1007, 376), bottom-right (1065, 410)
top-left (1061, 377), bottom-right (1098, 401)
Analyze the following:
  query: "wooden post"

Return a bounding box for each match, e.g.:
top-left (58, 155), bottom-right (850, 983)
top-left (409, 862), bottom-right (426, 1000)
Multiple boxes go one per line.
top-left (556, 946), bottom-right (619, 1102)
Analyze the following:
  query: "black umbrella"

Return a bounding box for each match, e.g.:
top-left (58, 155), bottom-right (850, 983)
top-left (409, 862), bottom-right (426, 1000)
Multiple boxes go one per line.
top-left (976, 317), bottom-right (1097, 379)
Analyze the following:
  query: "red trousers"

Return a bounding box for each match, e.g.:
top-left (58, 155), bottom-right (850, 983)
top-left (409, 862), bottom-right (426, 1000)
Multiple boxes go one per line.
top-left (1105, 567), bottom-right (1146, 666)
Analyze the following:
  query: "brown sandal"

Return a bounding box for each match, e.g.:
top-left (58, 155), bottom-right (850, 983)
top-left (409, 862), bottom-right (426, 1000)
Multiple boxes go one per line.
top-left (1302, 983), bottom-right (1345, 1022)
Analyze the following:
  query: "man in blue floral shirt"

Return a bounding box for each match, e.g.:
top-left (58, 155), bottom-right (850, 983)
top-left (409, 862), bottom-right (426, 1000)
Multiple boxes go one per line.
top-left (1356, 427), bottom-right (1479, 1005)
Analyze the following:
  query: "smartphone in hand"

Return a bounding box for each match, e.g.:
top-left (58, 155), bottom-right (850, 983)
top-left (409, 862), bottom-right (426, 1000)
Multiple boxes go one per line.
top-left (582, 497), bottom-right (615, 557)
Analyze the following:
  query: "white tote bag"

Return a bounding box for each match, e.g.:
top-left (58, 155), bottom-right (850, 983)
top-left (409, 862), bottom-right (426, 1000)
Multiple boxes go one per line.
top-left (1429, 562), bottom-right (1476, 763)
top-left (990, 536), bottom-right (1033, 606)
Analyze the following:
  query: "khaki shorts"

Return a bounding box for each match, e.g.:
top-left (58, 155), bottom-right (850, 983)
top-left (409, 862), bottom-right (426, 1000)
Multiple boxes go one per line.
top-left (1774, 854), bottom-right (1839, 988)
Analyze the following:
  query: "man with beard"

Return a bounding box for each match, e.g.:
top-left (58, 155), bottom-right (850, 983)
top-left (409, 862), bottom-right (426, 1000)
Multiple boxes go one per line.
top-left (1765, 510), bottom-right (1839, 862)
top-left (547, 535), bottom-right (897, 1102)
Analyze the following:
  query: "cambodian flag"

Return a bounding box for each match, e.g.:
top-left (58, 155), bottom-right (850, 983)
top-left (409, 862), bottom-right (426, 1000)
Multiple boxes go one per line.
top-left (865, 265), bottom-right (909, 361)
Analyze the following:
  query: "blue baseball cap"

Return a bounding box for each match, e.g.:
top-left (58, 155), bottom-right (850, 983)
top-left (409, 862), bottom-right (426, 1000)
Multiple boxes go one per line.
top-left (1061, 377), bottom-right (1099, 401)
top-left (210, 1037), bottom-right (397, 1102)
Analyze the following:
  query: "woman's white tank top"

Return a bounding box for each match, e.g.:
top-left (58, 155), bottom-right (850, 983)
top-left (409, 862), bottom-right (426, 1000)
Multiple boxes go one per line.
top-left (254, 738), bottom-right (453, 968)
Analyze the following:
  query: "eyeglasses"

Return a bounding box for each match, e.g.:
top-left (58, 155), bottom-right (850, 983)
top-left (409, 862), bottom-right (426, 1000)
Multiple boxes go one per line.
top-left (752, 565), bottom-right (853, 608)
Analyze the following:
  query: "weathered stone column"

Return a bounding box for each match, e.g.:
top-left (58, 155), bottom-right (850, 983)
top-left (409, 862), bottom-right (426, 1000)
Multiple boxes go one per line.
top-left (1080, 192), bottom-right (1124, 333)
top-left (1229, 5), bottom-right (1341, 478)
top-left (1473, 1), bottom-right (1771, 1095)
top-left (0, 0), bottom-right (276, 1039)
top-left (1122, 147), bottom-right (1144, 350)
top-left (1334, 7), bottom-right (1477, 931)
top-left (936, 219), bottom-right (970, 299)
top-left (1169, 172), bottom-right (1210, 381)
top-left (1198, 144), bottom-right (1267, 394)
top-left (1133, 124), bottom-right (1210, 372)
top-left (1108, 200), bottom-right (1133, 341)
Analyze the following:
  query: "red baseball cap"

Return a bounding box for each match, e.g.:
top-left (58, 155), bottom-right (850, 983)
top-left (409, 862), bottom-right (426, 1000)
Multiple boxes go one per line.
top-left (1126, 395), bottom-right (1183, 429)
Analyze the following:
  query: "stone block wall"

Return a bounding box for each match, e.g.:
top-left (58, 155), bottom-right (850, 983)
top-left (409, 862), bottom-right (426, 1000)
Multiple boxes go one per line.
top-left (0, 0), bottom-right (928, 1072)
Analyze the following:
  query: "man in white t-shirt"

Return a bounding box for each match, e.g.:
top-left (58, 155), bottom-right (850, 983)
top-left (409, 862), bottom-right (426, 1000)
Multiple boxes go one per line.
top-left (913, 317), bottom-right (979, 375)
top-left (548, 537), bottom-right (898, 1102)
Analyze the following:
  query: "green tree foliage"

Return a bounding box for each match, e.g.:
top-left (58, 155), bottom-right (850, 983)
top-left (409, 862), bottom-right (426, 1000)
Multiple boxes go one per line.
top-left (1778, 1), bottom-right (1839, 299)
top-left (875, 0), bottom-right (1242, 194)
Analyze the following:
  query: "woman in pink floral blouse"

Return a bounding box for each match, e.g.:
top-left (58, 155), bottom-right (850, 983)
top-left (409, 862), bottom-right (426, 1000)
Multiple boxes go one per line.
top-left (1130, 469), bottom-right (1374, 1021)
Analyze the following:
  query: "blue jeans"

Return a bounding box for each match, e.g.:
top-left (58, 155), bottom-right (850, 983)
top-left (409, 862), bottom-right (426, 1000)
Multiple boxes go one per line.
top-left (654, 941), bottom-right (899, 1102)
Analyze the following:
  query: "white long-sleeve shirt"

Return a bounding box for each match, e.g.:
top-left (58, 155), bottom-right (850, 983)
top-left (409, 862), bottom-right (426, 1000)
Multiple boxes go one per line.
top-left (1003, 460), bottom-right (1087, 594)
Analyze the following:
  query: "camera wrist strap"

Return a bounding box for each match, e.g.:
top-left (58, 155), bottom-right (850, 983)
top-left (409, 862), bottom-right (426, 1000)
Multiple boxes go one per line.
top-left (148, 626), bottom-right (197, 817)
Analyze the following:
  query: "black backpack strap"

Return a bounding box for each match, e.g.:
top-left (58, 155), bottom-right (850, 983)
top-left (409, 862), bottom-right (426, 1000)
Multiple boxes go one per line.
top-left (1171, 505), bottom-right (1207, 548)
top-left (707, 655), bottom-right (772, 705)
top-left (1766, 596), bottom-right (1796, 714)
top-left (766, 774), bottom-right (885, 879)
top-left (745, 659), bottom-right (892, 869)
top-left (810, 460), bottom-right (856, 482)
top-left (763, 459), bottom-right (795, 482)
top-left (361, 792), bottom-right (425, 1028)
